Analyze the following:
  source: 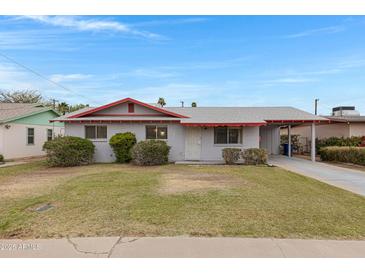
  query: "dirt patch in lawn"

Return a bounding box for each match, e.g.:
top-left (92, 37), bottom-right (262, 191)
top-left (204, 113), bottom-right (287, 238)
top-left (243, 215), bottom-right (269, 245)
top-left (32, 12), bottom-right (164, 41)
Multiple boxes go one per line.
top-left (0, 164), bottom-right (127, 199)
top-left (159, 171), bottom-right (244, 194)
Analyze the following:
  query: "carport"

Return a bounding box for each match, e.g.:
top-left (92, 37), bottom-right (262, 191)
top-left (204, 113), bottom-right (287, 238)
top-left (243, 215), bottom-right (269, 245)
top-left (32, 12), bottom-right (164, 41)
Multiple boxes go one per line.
top-left (260, 119), bottom-right (329, 162)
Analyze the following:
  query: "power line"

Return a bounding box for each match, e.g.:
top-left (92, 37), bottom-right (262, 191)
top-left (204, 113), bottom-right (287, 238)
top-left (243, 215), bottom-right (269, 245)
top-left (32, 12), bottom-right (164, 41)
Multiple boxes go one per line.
top-left (0, 51), bottom-right (95, 103)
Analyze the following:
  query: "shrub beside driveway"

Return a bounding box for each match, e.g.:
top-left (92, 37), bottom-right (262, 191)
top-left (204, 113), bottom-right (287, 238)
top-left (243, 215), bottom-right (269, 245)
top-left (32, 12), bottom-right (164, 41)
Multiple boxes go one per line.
top-left (0, 162), bottom-right (364, 239)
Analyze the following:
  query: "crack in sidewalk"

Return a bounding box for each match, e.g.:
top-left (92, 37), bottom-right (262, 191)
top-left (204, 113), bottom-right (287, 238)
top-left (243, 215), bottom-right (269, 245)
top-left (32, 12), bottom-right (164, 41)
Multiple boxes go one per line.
top-left (107, 237), bottom-right (140, 258)
top-left (66, 237), bottom-right (110, 256)
top-left (66, 236), bottom-right (140, 257)
top-left (271, 238), bottom-right (286, 258)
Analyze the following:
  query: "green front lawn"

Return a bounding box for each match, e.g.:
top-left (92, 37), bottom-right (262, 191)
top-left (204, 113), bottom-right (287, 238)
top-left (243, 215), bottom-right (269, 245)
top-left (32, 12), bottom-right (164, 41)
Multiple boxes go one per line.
top-left (0, 162), bottom-right (364, 239)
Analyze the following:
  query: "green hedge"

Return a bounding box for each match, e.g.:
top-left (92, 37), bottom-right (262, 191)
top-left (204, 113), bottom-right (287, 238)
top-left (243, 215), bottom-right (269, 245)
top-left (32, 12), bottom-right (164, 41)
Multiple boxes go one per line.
top-left (319, 146), bottom-right (365, 165)
top-left (241, 148), bottom-right (268, 165)
top-left (316, 136), bottom-right (362, 152)
top-left (109, 132), bottom-right (137, 163)
top-left (131, 140), bottom-right (170, 166)
top-left (0, 154), bottom-right (4, 163)
top-left (43, 136), bottom-right (95, 167)
top-left (222, 148), bottom-right (241, 164)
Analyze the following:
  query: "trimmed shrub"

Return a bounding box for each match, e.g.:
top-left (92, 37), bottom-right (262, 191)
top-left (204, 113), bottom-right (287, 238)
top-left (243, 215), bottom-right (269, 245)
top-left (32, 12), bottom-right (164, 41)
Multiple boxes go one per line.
top-left (109, 132), bottom-right (137, 163)
top-left (0, 154), bottom-right (4, 163)
top-left (43, 136), bottom-right (95, 167)
top-left (316, 136), bottom-right (362, 152)
top-left (241, 148), bottom-right (268, 165)
top-left (222, 148), bottom-right (241, 164)
top-left (131, 140), bottom-right (170, 166)
top-left (319, 146), bottom-right (365, 165)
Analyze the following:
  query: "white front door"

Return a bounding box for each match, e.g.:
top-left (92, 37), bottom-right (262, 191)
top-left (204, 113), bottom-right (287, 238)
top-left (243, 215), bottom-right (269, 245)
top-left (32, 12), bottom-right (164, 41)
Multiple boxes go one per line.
top-left (185, 127), bottom-right (201, 160)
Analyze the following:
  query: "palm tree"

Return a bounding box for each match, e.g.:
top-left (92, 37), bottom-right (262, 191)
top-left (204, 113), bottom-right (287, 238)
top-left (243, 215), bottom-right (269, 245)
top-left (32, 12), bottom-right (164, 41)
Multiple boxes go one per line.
top-left (57, 102), bottom-right (69, 115)
top-left (157, 97), bottom-right (166, 107)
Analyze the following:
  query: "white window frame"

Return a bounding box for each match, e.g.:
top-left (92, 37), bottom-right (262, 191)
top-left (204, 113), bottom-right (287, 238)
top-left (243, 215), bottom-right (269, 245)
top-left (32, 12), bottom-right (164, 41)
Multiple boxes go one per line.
top-left (26, 127), bottom-right (35, 145)
top-left (47, 129), bottom-right (53, 141)
top-left (145, 125), bottom-right (168, 140)
top-left (214, 127), bottom-right (242, 145)
top-left (85, 125), bottom-right (108, 141)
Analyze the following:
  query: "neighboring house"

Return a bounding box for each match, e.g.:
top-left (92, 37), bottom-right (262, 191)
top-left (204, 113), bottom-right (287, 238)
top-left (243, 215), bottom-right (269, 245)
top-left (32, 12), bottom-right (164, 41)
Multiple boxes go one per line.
top-left (52, 98), bottom-right (327, 162)
top-left (0, 103), bottom-right (63, 159)
top-left (288, 106), bottom-right (365, 141)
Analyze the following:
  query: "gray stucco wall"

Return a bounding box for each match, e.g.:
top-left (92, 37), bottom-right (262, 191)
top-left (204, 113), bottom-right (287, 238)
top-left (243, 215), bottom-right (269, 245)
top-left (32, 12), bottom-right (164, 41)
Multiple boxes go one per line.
top-left (200, 127), bottom-right (260, 161)
top-left (65, 123), bottom-right (261, 162)
top-left (65, 123), bottom-right (185, 162)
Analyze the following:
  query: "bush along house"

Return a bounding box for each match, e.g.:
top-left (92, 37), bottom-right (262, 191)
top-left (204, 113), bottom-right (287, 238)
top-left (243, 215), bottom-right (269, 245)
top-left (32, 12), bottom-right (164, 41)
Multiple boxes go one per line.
top-left (51, 98), bottom-right (328, 163)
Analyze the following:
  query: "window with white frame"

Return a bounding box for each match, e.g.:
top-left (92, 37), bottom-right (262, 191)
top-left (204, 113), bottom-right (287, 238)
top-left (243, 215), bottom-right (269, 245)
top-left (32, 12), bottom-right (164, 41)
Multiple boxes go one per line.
top-left (146, 125), bottom-right (168, 140)
top-left (27, 128), bottom-right (35, 145)
top-left (47, 129), bottom-right (53, 141)
top-left (214, 127), bottom-right (241, 144)
top-left (85, 125), bottom-right (107, 139)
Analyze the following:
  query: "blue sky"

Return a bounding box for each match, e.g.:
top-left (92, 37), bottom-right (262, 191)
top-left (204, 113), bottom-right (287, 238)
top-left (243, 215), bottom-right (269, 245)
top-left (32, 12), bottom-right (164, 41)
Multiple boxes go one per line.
top-left (0, 15), bottom-right (365, 114)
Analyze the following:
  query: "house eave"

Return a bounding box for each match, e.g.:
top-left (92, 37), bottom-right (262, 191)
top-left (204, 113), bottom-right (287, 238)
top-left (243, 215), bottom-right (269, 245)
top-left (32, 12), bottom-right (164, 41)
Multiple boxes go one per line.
top-left (69, 98), bottom-right (189, 119)
top-left (181, 122), bottom-right (267, 127)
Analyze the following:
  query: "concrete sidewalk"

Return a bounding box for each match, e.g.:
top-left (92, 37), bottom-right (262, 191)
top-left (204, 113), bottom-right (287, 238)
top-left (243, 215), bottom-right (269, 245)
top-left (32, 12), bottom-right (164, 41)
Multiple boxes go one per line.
top-left (1, 237), bottom-right (365, 258)
top-left (270, 156), bottom-right (365, 196)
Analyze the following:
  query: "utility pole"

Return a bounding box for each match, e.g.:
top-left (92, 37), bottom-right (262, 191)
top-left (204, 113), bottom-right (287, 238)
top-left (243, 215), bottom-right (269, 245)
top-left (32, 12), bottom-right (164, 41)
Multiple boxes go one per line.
top-left (52, 99), bottom-right (57, 110)
top-left (314, 98), bottom-right (319, 115)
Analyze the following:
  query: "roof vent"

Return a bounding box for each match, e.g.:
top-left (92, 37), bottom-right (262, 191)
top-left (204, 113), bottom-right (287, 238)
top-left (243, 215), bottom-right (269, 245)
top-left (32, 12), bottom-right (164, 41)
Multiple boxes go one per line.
top-left (332, 106), bottom-right (360, 117)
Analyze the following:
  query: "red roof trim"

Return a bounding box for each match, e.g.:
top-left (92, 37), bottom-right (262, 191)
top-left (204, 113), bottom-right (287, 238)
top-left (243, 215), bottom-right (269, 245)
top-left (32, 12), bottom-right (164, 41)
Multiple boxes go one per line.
top-left (90, 113), bottom-right (166, 117)
top-left (181, 122), bottom-right (266, 127)
top-left (265, 119), bottom-right (329, 124)
top-left (50, 119), bottom-right (181, 123)
top-left (69, 98), bottom-right (189, 119)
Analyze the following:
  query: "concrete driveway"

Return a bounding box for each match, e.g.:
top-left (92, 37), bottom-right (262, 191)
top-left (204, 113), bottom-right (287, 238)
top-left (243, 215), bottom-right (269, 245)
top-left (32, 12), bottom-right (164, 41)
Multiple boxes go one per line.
top-left (269, 156), bottom-right (365, 196)
top-left (1, 236), bottom-right (365, 258)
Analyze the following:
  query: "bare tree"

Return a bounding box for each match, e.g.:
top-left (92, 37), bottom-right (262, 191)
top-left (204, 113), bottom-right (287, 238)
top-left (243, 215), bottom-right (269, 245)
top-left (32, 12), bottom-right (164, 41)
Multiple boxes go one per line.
top-left (0, 90), bottom-right (43, 103)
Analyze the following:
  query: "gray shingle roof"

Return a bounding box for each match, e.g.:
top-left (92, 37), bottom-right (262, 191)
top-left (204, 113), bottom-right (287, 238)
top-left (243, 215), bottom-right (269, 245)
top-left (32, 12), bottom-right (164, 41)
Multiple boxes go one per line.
top-left (0, 103), bottom-right (56, 123)
top-left (55, 107), bottom-right (95, 120)
top-left (165, 107), bottom-right (327, 124)
top-left (52, 104), bottom-right (327, 124)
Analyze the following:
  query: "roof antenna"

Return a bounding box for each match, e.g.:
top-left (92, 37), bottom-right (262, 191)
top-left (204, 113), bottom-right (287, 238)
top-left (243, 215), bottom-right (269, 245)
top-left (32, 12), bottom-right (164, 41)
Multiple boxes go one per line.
top-left (180, 101), bottom-right (184, 108)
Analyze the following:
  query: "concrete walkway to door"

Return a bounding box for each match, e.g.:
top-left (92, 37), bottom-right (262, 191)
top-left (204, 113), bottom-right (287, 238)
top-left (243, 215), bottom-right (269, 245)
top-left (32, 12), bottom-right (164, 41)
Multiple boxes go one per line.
top-left (269, 156), bottom-right (365, 196)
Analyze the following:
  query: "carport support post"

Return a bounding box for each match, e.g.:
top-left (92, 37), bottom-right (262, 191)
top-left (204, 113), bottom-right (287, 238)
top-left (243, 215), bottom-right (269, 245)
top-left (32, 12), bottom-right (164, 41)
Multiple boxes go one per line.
top-left (311, 123), bottom-right (316, 162)
top-left (287, 125), bottom-right (292, 157)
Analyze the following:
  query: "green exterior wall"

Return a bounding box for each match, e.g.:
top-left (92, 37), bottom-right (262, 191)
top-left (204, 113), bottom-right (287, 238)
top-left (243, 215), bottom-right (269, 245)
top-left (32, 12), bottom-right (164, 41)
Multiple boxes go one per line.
top-left (11, 110), bottom-right (64, 127)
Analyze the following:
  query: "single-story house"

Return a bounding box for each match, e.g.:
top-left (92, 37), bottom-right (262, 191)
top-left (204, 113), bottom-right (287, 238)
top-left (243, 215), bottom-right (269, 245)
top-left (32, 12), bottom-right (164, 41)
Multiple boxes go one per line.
top-left (0, 103), bottom-right (63, 159)
top-left (51, 98), bottom-right (327, 163)
top-left (285, 106), bottom-right (365, 149)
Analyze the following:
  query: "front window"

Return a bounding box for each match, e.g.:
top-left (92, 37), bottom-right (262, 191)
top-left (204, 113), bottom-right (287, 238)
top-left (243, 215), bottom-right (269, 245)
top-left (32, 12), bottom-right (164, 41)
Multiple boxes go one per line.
top-left (146, 125), bottom-right (168, 140)
top-left (47, 129), bottom-right (53, 141)
top-left (27, 128), bottom-right (35, 145)
top-left (85, 126), bottom-right (107, 139)
top-left (214, 127), bottom-right (241, 144)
